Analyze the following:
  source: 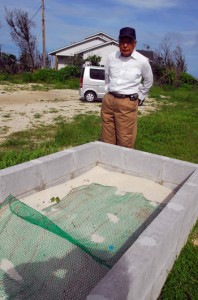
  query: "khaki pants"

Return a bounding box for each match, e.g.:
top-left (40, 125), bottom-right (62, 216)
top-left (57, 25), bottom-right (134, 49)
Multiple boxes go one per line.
top-left (101, 92), bottom-right (138, 148)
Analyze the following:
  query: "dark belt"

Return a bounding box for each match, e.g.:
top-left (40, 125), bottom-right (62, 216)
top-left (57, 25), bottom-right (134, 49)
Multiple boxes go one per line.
top-left (109, 91), bottom-right (138, 101)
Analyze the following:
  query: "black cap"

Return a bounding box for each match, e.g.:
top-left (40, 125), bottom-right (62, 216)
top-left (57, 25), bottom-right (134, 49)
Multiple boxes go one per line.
top-left (119, 27), bottom-right (136, 40)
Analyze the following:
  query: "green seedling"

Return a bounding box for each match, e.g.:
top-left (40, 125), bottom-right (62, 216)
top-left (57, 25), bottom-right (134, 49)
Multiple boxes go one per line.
top-left (50, 196), bottom-right (60, 203)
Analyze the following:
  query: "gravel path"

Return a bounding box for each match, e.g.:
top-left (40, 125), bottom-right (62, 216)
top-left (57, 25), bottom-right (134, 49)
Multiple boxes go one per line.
top-left (0, 84), bottom-right (158, 142)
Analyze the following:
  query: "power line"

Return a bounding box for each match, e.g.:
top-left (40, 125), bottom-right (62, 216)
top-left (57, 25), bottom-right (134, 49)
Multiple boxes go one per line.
top-left (30, 5), bottom-right (42, 21)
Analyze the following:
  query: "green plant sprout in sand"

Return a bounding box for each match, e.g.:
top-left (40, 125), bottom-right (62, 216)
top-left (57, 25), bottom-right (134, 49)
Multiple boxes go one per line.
top-left (50, 196), bottom-right (60, 203)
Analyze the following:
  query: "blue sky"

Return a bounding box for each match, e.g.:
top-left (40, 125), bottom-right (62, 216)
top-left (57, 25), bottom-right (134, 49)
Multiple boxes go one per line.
top-left (0, 0), bottom-right (198, 78)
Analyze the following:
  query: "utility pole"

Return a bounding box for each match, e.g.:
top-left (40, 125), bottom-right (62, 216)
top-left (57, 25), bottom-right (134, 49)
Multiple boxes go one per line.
top-left (42, 0), bottom-right (46, 68)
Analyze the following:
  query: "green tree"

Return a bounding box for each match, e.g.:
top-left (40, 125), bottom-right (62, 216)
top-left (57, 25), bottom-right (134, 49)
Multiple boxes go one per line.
top-left (84, 55), bottom-right (101, 66)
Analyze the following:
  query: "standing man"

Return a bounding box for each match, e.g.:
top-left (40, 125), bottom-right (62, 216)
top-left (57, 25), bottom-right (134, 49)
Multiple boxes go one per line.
top-left (101, 27), bottom-right (153, 148)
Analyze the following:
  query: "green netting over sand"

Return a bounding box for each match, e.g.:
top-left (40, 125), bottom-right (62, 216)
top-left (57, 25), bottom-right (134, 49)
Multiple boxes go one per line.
top-left (0, 183), bottom-right (163, 299)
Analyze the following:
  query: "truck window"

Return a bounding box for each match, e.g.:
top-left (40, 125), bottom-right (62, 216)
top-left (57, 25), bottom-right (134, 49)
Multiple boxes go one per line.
top-left (90, 69), bottom-right (105, 81)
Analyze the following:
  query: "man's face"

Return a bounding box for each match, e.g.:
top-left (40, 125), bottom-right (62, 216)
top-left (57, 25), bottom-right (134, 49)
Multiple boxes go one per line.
top-left (119, 37), bottom-right (136, 57)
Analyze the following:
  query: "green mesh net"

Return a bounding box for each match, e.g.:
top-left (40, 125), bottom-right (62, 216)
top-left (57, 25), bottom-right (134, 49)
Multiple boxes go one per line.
top-left (0, 183), bottom-right (163, 299)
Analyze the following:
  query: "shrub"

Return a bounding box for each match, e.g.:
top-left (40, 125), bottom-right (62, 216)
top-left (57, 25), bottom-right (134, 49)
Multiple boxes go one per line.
top-left (32, 68), bottom-right (57, 83)
top-left (19, 72), bottom-right (34, 83)
top-left (0, 73), bottom-right (13, 81)
top-left (57, 66), bottom-right (80, 82)
top-left (166, 70), bottom-right (177, 85)
top-left (179, 72), bottom-right (198, 85)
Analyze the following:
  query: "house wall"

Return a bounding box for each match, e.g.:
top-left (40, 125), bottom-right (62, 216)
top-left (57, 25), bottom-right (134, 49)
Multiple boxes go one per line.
top-left (83, 44), bottom-right (119, 66)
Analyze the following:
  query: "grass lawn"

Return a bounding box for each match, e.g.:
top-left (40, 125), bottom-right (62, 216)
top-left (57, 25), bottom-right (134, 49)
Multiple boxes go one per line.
top-left (0, 83), bottom-right (197, 299)
top-left (158, 221), bottom-right (198, 300)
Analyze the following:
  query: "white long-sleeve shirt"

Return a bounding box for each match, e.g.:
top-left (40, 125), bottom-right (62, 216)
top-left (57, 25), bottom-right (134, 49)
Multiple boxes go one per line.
top-left (105, 50), bottom-right (153, 100)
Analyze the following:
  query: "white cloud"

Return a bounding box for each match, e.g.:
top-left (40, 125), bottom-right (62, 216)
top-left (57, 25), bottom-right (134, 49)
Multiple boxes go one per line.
top-left (116, 0), bottom-right (179, 9)
top-left (184, 40), bottom-right (196, 47)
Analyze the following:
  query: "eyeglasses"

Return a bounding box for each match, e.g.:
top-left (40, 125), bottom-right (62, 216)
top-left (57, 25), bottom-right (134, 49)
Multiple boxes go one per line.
top-left (119, 39), bottom-right (136, 45)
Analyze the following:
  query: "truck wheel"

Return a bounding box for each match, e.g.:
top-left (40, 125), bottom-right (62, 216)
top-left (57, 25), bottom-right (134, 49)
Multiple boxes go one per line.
top-left (85, 91), bottom-right (96, 102)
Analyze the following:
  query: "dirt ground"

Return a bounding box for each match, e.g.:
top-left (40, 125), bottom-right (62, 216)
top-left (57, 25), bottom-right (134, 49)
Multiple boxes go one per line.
top-left (0, 83), bottom-right (158, 142)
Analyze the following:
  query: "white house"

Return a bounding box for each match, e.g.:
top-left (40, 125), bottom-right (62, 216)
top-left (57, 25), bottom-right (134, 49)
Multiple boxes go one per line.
top-left (49, 32), bottom-right (119, 70)
top-left (49, 32), bottom-right (153, 70)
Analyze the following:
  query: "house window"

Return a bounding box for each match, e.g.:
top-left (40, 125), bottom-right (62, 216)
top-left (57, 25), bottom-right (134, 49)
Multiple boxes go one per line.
top-left (90, 69), bottom-right (105, 81)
